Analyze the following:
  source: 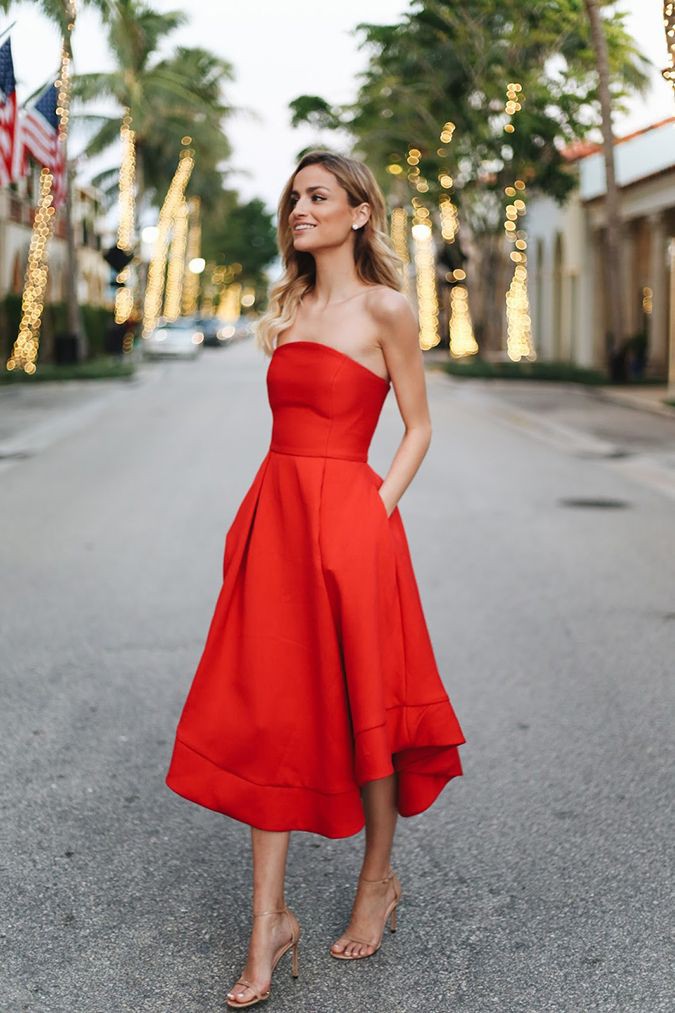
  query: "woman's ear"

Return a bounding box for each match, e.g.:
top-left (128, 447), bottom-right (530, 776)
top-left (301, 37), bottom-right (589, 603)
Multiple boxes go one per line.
top-left (353, 203), bottom-right (370, 230)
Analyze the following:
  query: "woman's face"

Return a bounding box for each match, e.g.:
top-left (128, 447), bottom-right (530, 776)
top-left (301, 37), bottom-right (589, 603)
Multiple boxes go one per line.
top-left (288, 163), bottom-right (369, 253)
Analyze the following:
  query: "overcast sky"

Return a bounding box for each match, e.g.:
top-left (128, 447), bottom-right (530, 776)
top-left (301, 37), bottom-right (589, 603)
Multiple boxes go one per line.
top-left (4, 0), bottom-right (673, 215)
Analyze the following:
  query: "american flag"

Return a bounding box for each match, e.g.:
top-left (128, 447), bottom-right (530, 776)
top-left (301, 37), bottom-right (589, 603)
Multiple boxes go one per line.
top-left (21, 80), bottom-right (67, 209)
top-left (0, 37), bottom-right (18, 186)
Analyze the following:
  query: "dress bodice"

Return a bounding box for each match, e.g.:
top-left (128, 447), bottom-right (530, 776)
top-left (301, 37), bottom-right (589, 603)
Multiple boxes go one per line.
top-left (267, 341), bottom-right (390, 462)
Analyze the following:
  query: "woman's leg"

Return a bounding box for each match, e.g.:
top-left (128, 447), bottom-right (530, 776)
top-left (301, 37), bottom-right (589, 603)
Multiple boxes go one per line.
top-left (361, 772), bottom-right (398, 878)
top-left (227, 827), bottom-right (297, 1005)
top-left (330, 773), bottom-right (400, 958)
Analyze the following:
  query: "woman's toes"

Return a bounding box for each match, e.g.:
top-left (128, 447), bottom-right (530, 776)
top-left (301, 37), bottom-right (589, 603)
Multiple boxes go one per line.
top-left (228, 984), bottom-right (252, 1004)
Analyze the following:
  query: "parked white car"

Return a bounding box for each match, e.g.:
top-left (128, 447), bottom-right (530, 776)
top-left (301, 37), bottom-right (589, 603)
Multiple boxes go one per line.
top-left (143, 318), bottom-right (204, 359)
top-left (209, 318), bottom-right (254, 344)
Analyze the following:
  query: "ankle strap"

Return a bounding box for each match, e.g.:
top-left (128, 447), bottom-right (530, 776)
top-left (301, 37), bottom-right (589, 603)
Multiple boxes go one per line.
top-left (252, 906), bottom-right (287, 917)
top-left (359, 869), bottom-right (396, 884)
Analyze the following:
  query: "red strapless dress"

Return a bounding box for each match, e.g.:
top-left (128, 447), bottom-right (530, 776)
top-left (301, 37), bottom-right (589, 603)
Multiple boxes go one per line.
top-left (165, 340), bottom-right (465, 838)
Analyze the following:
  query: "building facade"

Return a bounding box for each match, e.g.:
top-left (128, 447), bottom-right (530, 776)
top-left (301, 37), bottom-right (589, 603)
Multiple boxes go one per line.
top-left (0, 164), bottom-right (110, 308)
top-left (526, 118), bottom-right (675, 381)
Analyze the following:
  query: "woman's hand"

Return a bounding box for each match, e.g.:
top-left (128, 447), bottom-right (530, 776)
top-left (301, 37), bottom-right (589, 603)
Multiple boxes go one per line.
top-left (378, 488), bottom-right (394, 518)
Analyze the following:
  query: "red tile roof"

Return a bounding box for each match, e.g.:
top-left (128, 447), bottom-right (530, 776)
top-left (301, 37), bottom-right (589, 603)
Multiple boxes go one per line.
top-left (561, 115), bottom-right (675, 162)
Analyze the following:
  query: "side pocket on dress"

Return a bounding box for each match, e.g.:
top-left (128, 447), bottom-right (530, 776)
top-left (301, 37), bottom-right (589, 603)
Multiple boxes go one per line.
top-left (371, 479), bottom-right (392, 522)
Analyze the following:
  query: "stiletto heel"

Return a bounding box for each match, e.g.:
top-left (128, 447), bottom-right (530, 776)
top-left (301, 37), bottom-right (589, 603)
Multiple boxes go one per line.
top-left (329, 869), bottom-right (402, 960)
top-left (226, 906), bottom-right (301, 1008)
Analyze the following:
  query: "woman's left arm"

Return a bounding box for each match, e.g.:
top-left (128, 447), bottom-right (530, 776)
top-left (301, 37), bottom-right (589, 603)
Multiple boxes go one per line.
top-left (372, 289), bottom-right (433, 518)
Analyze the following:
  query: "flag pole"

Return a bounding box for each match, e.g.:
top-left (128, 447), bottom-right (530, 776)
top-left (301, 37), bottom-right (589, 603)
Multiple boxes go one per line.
top-left (21, 76), bottom-right (57, 109)
top-left (0, 20), bottom-right (17, 43)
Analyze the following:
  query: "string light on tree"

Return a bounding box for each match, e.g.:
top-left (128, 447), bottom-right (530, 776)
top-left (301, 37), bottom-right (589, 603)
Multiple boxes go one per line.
top-left (501, 84), bottom-right (536, 361)
top-left (411, 213), bottom-right (440, 349)
top-left (113, 111), bottom-right (137, 325)
top-left (439, 196), bottom-right (459, 243)
top-left (163, 200), bottom-right (189, 320)
top-left (181, 197), bottom-right (202, 316)
top-left (142, 146), bottom-right (195, 336)
top-left (440, 121), bottom-right (456, 144)
top-left (503, 82), bottom-right (523, 134)
top-left (6, 170), bottom-right (55, 373)
top-left (218, 281), bottom-right (242, 322)
top-left (241, 286), bottom-right (256, 309)
top-left (503, 180), bottom-right (535, 361)
top-left (664, 3), bottom-right (675, 92)
top-left (201, 263), bottom-right (225, 316)
top-left (505, 262), bottom-right (534, 361)
top-left (449, 285), bottom-right (478, 357)
top-left (436, 125), bottom-right (458, 242)
top-left (390, 206), bottom-right (410, 294)
top-left (406, 146), bottom-right (424, 189)
top-left (435, 116), bottom-right (475, 356)
top-left (407, 149), bottom-right (441, 319)
top-left (117, 113), bottom-right (136, 251)
top-left (6, 1), bottom-right (76, 374)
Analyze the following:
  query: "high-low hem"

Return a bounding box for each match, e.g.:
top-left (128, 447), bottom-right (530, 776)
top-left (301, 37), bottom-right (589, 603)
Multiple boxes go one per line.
top-left (167, 733), bottom-right (463, 839)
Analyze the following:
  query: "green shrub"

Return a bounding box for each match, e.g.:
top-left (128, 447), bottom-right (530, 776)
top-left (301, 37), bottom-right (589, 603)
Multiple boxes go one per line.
top-left (80, 305), bottom-right (112, 358)
top-left (1, 296), bottom-right (114, 365)
top-left (441, 356), bottom-right (608, 384)
top-left (0, 356), bottom-right (135, 383)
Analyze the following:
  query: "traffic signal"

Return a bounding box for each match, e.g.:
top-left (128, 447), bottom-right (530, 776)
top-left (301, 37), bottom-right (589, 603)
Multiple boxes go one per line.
top-left (103, 245), bottom-right (134, 272)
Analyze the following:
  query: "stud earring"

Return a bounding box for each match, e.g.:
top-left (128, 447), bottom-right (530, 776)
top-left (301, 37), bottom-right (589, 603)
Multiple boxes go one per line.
top-left (352, 224), bottom-right (358, 230)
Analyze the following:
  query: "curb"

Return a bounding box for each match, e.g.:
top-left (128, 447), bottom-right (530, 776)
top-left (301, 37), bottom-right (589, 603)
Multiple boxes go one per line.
top-left (424, 359), bottom-right (675, 422)
top-left (593, 386), bottom-right (675, 420)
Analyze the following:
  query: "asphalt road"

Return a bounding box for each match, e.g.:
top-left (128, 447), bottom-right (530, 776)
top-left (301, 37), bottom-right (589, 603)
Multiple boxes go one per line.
top-left (1, 340), bottom-right (673, 1013)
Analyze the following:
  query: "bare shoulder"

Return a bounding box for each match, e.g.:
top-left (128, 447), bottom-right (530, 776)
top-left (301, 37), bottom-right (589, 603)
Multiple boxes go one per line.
top-left (365, 285), bottom-right (418, 351)
top-left (366, 285), bottom-right (414, 323)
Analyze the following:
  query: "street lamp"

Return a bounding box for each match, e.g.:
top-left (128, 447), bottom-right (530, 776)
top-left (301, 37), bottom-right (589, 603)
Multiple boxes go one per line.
top-left (188, 257), bottom-right (206, 274)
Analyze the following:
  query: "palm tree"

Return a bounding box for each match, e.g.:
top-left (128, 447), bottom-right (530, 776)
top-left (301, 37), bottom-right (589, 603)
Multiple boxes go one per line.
top-left (72, 0), bottom-right (235, 232)
top-left (0, 0), bottom-right (112, 31)
top-left (289, 0), bottom-right (648, 357)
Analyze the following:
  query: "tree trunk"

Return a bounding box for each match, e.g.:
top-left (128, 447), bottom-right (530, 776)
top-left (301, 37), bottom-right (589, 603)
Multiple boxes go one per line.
top-left (64, 157), bottom-right (87, 359)
top-left (135, 145), bottom-right (146, 305)
top-left (473, 233), bottom-right (506, 354)
top-left (583, 0), bottom-right (624, 375)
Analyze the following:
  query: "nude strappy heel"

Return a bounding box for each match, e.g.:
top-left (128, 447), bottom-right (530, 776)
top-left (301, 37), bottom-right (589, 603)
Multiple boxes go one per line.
top-left (329, 869), bottom-right (402, 960)
top-left (226, 905), bottom-right (301, 1008)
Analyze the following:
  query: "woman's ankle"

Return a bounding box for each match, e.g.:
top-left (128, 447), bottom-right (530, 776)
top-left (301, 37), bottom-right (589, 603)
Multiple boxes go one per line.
top-left (251, 896), bottom-right (286, 916)
top-left (359, 861), bottom-right (394, 882)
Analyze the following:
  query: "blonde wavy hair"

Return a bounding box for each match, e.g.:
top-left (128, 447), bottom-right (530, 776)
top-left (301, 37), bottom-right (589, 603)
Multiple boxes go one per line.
top-left (256, 150), bottom-right (405, 357)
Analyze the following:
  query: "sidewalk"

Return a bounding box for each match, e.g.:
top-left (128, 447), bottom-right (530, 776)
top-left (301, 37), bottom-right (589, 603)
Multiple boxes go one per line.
top-left (595, 383), bottom-right (675, 418)
top-left (422, 348), bottom-right (675, 419)
top-left (425, 351), bottom-right (675, 503)
top-left (0, 365), bottom-right (155, 472)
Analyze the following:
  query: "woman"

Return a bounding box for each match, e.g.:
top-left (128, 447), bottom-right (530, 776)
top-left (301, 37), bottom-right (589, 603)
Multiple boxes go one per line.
top-left (165, 150), bottom-right (465, 1008)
